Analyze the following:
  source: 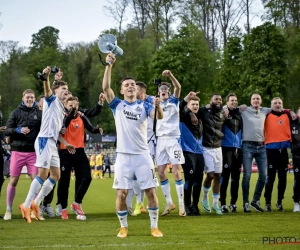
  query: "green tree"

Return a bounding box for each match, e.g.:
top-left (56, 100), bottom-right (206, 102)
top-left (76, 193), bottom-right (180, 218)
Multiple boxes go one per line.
top-left (214, 36), bottom-right (243, 100)
top-left (26, 26), bottom-right (64, 94)
top-left (150, 24), bottom-right (218, 103)
top-left (240, 22), bottom-right (287, 105)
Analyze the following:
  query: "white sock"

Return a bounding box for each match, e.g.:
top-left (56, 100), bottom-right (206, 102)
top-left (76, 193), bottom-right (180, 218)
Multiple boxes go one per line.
top-left (24, 177), bottom-right (44, 208)
top-left (203, 186), bottom-right (211, 201)
top-left (175, 179), bottom-right (184, 206)
top-left (34, 178), bottom-right (56, 207)
top-left (141, 190), bottom-right (145, 204)
top-left (161, 179), bottom-right (173, 204)
top-left (213, 193), bottom-right (220, 206)
top-left (132, 179), bottom-right (142, 204)
top-left (148, 207), bottom-right (159, 228)
top-left (117, 210), bottom-right (128, 228)
top-left (126, 189), bottom-right (134, 209)
top-left (6, 205), bottom-right (12, 212)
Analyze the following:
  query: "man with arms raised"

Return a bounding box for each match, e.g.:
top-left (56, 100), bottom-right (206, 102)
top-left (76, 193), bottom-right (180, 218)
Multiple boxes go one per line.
top-left (102, 53), bottom-right (163, 238)
top-left (19, 66), bottom-right (75, 223)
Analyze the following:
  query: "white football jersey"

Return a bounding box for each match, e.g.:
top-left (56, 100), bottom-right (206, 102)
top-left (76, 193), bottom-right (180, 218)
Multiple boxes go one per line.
top-left (156, 95), bottom-right (180, 137)
top-left (145, 96), bottom-right (155, 141)
top-left (38, 95), bottom-right (65, 141)
top-left (109, 97), bottom-right (154, 154)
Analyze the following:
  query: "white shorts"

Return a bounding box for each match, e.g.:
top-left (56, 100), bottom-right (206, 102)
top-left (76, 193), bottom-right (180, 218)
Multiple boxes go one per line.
top-left (203, 147), bottom-right (222, 173)
top-left (148, 140), bottom-right (156, 159)
top-left (113, 153), bottom-right (159, 190)
top-left (156, 137), bottom-right (185, 166)
top-left (35, 137), bottom-right (60, 169)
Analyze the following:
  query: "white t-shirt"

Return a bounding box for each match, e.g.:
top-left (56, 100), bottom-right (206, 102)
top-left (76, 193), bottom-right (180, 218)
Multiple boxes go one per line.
top-left (109, 97), bottom-right (154, 154)
top-left (156, 95), bottom-right (180, 137)
top-left (38, 95), bottom-right (65, 141)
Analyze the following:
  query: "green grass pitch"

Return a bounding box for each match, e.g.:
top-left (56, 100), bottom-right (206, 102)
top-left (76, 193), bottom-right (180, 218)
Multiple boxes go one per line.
top-left (0, 173), bottom-right (299, 250)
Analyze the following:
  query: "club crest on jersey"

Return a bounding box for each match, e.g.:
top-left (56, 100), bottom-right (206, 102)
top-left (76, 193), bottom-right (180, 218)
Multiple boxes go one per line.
top-left (75, 123), bottom-right (79, 129)
top-left (279, 120), bottom-right (282, 124)
top-left (34, 115), bottom-right (37, 119)
top-left (220, 114), bottom-right (223, 118)
top-left (135, 106), bottom-right (142, 112)
top-left (292, 127), bottom-right (298, 134)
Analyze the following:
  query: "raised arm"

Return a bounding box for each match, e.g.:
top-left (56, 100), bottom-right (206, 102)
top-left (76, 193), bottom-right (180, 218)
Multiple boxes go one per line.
top-left (162, 70), bottom-right (181, 98)
top-left (102, 53), bottom-right (116, 104)
top-left (42, 66), bottom-right (53, 98)
top-left (150, 97), bottom-right (163, 120)
top-left (78, 93), bottom-right (105, 118)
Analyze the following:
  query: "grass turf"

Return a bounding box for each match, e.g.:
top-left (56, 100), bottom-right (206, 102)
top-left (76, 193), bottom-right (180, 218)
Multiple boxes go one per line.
top-left (0, 173), bottom-right (299, 250)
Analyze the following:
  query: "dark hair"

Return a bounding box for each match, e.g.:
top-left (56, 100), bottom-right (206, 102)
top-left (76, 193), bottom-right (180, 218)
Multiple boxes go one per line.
top-left (51, 80), bottom-right (68, 92)
top-left (226, 93), bottom-right (237, 102)
top-left (120, 77), bottom-right (135, 86)
top-left (37, 95), bottom-right (45, 102)
top-left (136, 81), bottom-right (147, 90)
top-left (66, 96), bottom-right (78, 102)
top-left (158, 82), bottom-right (171, 88)
top-left (210, 93), bottom-right (221, 99)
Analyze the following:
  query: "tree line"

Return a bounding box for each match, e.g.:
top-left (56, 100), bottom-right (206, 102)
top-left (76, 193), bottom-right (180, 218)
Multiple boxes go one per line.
top-left (0, 0), bottom-right (300, 134)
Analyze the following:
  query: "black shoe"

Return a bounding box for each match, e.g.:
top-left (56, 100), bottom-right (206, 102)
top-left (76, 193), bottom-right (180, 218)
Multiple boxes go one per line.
top-left (243, 203), bottom-right (252, 213)
top-left (221, 205), bottom-right (229, 214)
top-left (185, 205), bottom-right (194, 216)
top-left (265, 204), bottom-right (272, 212)
top-left (193, 205), bottom-right (201, 216)
top-left (250, 201), bottom-right (264, 212)
top-left (229, 204), bottom-right (238, 213)
top-left (276, 202), bottom-right (284, 212)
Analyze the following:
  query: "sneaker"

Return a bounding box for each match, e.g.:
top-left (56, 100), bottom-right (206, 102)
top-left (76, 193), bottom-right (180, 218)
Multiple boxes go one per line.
top-left (44, 204), bottom-right (55, 217)
top-left (243, 203), bottom-right (252, 213)
top-left (229, 204), bottom-right (238, 213)
top-left (221, 205), bottom-right (229, 214)
top-left (117, 227), bottom-right (128, 238)
top-left (30, 201), bottom-right (42, 220)
top-left (133, 203), bottom-right (141, 215)
top-left (276, 202), bottom-right (284, 212)
top-left (151, 228), bottom-right (163, 237)
top-left (250, 201), bottom-right (264, 212)
top-left (212, 204), bottom-right (222, 215)
top-left (56, 204), bottom-right (62, 216)
top-left (61, 209), bottom-right (68, 219)
top-left (161, 203), bottom-right (176, 216)
top-left (71, 202), bottom-right (85, 215)
top-left (37, 208), bottom-right (45, 220)
top-left (293, 202), bottom-right (300, 212)
top-left (3, 210), bottom-right (12, 220)
top-left (140, 204), bottom-right (147, 213)
top-left (201, 199), bottom-right (211, 213)
top-left (179, 204), bottom-right (186, 217)
top-left (265, 204), bottom-right (272, 212)
top-left (19, 203), bottom-right (31, 223)
top-left (128, 207), bottom-right (136, 216)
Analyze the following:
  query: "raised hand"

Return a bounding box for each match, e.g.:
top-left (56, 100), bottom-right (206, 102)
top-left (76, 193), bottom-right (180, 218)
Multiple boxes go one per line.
top-left (55, 69), bottom-right (63, 81)
top-left (162, 70), bottom-right (172, 77)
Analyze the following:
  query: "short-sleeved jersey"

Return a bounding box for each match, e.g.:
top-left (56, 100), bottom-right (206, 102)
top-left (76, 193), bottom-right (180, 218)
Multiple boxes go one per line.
top-left (109, 97), bottom-right (154, 154)
top-left (38, 95), bottom-right (65, 141)
top-left (145, 96), bottom-right (155, 141)
top-left (156, 95), bottom-right (180, 137)
top-left (96, 154), bottom-right (103, 166)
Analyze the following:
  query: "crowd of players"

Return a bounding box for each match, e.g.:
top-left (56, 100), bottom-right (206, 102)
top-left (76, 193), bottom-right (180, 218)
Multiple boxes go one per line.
top-left (1, 52), bottom-right (300, 238)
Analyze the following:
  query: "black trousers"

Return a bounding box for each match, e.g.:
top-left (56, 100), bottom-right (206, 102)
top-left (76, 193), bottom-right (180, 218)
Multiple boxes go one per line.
top-left (292, 156), bottom-right (300, 203)
top-left (103, 166), bottom-right (111, 177)
top-left (219, 147), bottom-right (242, 206)
top-left (182, 152), bottom-right (204, 207)
top-left (57, 149), bottom-right (92, 209)
top-left (264, 148), bottom-right (288, 204)
top-left (0, 149), bottom-right (4, 194)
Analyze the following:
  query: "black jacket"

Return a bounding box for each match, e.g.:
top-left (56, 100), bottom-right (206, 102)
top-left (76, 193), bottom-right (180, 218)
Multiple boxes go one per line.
top-left (64, 103), bottom-right (103, 118)
top-left (198, 105), bottom-right (226, 148)
top-left (5, 103), bottom-right (42, 152)
top-left (179, 100), bottom-right (203, 140)
top-left (103, 155), bottom-right (112, 166)
top-left (291, 119), bottom-right (300, 158)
